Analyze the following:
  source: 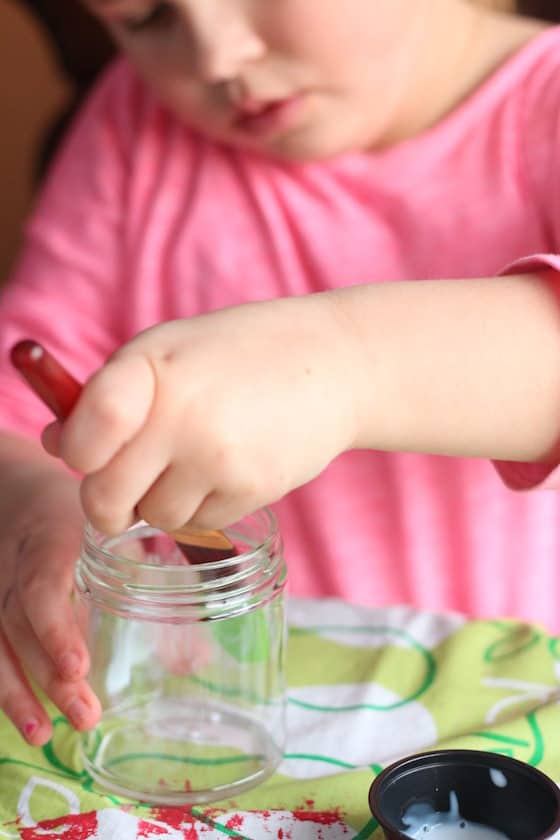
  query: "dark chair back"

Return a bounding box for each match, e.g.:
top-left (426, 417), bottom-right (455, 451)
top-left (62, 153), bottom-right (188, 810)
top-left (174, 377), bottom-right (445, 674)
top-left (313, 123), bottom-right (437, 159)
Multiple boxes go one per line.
top-left (13, 0), bottom-right (114, 178)
top-left (518, 1), bottom-right (560, 20)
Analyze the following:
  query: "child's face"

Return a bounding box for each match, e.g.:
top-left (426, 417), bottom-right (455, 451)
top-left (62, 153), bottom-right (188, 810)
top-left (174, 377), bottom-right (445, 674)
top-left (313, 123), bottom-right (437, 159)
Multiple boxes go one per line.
top-left (85, 0), bottom-right (442, 161)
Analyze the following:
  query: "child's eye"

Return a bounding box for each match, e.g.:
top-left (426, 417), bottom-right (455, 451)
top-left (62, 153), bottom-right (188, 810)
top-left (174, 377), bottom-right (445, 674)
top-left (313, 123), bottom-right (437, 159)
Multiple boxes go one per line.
top-left (122, 3), bottom-right (174, 33)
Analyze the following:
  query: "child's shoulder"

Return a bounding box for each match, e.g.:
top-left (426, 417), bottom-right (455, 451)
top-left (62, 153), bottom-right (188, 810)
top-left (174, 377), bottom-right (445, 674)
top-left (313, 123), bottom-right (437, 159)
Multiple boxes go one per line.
top-left (456, 24), bottom-right (560, 127)
top-left (468, 26), bottom-right (560, 174)
top-left (504, 27), bottom-right (560, 177)
top-left (493, 26), bottom-right (560, 237)
top-left (498, 26), bottom-right (560, 111)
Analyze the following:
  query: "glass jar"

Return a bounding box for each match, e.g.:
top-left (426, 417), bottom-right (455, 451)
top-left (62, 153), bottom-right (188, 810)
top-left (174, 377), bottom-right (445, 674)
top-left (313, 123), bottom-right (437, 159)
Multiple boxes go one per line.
top-left (74, 508), bottom-right (287, 805)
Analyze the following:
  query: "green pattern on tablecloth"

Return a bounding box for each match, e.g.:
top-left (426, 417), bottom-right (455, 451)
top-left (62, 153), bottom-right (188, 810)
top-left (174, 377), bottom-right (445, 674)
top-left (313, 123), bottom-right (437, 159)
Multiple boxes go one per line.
top-left (1, 599), bottom-right (560, 839)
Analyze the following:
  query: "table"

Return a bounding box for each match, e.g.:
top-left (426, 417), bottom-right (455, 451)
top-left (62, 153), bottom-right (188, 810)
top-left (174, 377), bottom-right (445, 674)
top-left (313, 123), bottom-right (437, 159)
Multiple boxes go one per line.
top-left (1, 597), bottom-right (560, 839)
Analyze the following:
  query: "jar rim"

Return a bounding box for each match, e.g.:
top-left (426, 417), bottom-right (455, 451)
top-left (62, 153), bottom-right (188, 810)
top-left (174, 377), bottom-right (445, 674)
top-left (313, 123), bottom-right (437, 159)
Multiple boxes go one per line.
top-left (76, 508), bottom-right (285, 619)
top-left (83, 507), bottom-right (279, 573)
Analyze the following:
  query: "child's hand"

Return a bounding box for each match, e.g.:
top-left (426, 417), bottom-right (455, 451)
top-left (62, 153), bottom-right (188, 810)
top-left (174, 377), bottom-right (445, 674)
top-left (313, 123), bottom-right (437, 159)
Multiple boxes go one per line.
top-left (47, 294), bottom-right (360, 535)
top-left (0, 460), bottom-right (101, 745)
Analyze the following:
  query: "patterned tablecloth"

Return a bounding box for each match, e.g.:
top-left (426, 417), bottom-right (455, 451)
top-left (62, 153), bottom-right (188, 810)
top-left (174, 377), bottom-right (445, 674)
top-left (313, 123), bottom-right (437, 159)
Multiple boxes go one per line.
top-left (1, 597), bottom-right (560, 839)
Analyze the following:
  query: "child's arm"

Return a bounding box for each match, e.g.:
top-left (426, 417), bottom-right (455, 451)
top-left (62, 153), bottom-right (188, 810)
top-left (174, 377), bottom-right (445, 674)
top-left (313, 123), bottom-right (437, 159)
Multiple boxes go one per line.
top-left (3, 270), bottom-right (557, 744)
top-left (334, 272), bottom-right (560, 462)
top-left (50, 270), bottom-right (560, 537)
top-left (0, 431), bottom-right (101, 745)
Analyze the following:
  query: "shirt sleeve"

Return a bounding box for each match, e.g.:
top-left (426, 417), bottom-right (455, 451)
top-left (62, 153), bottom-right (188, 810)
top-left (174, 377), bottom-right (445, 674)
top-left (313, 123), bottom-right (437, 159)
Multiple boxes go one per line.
top-left (493, 253), bottom-right (560, 490)
top-left (492, 41), bottom-right (560, 491)
top-left (0, 60), bottom-right (137, 441)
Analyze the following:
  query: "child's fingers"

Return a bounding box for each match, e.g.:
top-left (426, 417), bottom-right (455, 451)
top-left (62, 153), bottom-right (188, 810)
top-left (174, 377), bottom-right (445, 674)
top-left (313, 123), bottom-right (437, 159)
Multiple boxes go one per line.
top-left (79, 413), bottom-right (213, 534)
top-left (0, 629), bottom-right (53, 746)
top-left (187, 487), bottom-right (264, 532)
top-left (59, 353), bottom-right (156, 474)
top-left (41, 421), bottom-right (62, 456)
top-left (1, 586), bottom-right (101, 732)
top-left (15, 525), bottom-right (89, 681)
top-left (79, 435), bottom-right (175, 535)
top-left (134, 464), bottom-right (205, 533)
top-left (19, 572), bottom-right (90, 684)
top-left (136, 465), bottom-right (255, 533)
top-left (80, 417), bottom-right (262, 535)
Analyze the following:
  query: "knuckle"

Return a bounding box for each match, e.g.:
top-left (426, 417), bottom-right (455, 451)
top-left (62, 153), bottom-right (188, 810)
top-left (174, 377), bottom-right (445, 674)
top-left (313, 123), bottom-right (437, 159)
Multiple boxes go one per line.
top-left (80, 481), bottom-right (108, 521)
top-left (39, 624), bottom-right (69, 661)
top-left (220, 458), bottom-right (261, 502)
top-left (94, 392), bottom-right (131, 431)
top-left (44, 674), bottom-right (67, 701)
top-left (210, 440), bottom-right (245, 483)
top-left (189, 498), bottom-right (239, 533)
top-left (80, 481), bottom-right (125, 533)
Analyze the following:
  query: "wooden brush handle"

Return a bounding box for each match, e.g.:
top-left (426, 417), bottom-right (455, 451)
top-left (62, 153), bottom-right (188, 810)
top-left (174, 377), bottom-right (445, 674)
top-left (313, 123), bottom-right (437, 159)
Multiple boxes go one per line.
top-left (10, 339), bottom-right (82, 421)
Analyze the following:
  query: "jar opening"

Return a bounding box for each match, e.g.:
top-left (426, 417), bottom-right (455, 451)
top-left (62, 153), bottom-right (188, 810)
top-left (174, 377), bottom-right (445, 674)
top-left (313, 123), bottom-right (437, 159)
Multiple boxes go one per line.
top-left (76, 509), bottom-right (286, 620)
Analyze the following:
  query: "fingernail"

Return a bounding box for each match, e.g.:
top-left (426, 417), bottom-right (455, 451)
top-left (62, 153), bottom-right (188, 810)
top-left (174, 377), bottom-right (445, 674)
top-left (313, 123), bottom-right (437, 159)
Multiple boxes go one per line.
top-left (22, 718), bottom-right (40, 739)
top-left (58, 651), bottom-right (81, 679)
top-left (66, 698), bottom-right (89, 726)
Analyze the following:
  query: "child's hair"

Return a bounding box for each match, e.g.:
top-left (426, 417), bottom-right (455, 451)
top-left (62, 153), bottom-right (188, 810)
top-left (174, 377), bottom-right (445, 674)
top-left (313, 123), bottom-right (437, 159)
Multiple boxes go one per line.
top-left (472, 0), bottom-right (560, 20)
top-left (516, 0), bottom-right (560, 20)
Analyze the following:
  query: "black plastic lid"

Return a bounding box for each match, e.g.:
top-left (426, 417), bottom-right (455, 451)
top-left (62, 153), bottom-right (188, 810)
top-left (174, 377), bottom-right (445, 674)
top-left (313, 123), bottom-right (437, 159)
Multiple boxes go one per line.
top-left (369, 749), bottom-right (560, 839)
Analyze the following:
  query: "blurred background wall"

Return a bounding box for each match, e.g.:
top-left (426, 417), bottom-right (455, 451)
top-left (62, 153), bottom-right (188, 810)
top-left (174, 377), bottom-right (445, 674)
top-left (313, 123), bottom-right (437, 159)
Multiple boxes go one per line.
top-left (0, 2), bottom-right (70, 281)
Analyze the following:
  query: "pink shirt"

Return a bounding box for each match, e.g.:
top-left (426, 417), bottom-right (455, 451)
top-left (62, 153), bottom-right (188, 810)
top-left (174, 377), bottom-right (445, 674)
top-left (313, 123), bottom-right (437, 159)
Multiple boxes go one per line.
top-left (3, 28), bottom-right (560, 627)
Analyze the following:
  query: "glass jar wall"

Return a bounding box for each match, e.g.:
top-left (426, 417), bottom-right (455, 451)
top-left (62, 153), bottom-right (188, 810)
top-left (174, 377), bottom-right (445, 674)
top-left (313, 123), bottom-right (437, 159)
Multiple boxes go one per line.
top-left (74, 509), bottom-right (287, 805)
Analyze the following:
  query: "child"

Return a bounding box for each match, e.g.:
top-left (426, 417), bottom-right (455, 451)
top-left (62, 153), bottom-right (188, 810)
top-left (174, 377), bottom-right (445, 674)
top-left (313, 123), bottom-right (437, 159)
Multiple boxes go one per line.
top-left (0, 0), bottom-right (560, 746)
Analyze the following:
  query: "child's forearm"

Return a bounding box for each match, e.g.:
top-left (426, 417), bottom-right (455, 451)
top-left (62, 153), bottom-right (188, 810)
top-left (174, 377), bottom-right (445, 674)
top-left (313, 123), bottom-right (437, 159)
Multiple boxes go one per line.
top-left (331, 272), bottom-right (560, 462)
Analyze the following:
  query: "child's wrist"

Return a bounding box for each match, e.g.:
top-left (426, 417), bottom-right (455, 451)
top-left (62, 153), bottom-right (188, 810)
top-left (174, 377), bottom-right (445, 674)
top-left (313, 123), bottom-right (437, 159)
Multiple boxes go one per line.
top-left (320, 289), bottom-right (370, 453)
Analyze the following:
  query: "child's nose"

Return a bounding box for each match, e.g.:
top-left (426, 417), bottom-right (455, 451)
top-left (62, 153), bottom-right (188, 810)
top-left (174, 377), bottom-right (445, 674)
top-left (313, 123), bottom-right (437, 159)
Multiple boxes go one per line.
top-left (187, 3), bottom-right (266, 84)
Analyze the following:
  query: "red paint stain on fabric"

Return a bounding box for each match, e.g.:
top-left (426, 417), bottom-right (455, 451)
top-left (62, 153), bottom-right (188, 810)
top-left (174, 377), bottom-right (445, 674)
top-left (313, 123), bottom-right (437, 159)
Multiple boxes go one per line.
top-left (18, 806), bottom-right (349, 840)
top-left (148, 807), bottom-right (192, 830)
top-left (201, 808), bottom-right (223, 819)
top-left (137, 819), bottom-right (175, 836)
top-left (20, 812), bottom-right (98, 839)
top-left (225, 814), bottom-right (244, 830)
top-left (292, 808), bottom-right (344, 825)
top-left (291, 801), bottom-right (350, 837)
top-left (143, 808), bottom-right (220, 838)
top-left (292, 799), bottom-right (347, 825)
top-left (139, 820), bottom-right (198, 839)
top-left (217, 807), bottom-right (349, 839)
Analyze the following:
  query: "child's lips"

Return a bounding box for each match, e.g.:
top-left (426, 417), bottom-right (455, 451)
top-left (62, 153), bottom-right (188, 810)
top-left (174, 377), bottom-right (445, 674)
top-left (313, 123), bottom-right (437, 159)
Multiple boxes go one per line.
top-left (233, 93), bottom-right (306, 138)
